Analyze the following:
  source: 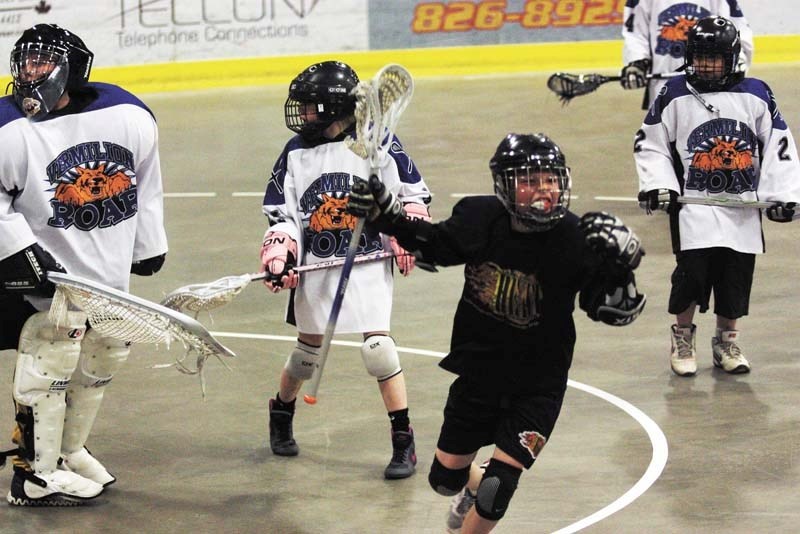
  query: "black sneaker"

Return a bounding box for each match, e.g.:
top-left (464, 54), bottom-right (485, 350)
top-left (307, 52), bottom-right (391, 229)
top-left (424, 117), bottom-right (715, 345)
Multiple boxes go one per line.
top-left (269, 398), bottom-right (299, 456)
top-left (384, 428), bottom-right (417, 479)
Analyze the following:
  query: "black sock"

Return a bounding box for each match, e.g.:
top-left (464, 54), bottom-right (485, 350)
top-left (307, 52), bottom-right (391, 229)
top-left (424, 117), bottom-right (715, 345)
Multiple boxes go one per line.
top-left (388, 408), bottom-right (410, 432)
top-left (274, 393), bottom-right (296, 412)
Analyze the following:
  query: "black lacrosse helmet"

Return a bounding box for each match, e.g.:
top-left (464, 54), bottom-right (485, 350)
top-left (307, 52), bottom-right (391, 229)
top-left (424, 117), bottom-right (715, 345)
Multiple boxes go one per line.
top-left (490, 133), bottom-right (571, 231)
top-left (284, 60), bottom-right (359, 140)
top-left (685, 16), bottom-right (742, 91)
top-left (10, 24), bottom-right (93, 119)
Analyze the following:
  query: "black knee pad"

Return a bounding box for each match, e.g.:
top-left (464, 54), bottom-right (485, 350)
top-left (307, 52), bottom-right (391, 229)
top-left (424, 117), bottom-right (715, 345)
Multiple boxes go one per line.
top-left (428, 456), bottom-right (471, 496)
top-left (474, 458), bottom-right (522, 521)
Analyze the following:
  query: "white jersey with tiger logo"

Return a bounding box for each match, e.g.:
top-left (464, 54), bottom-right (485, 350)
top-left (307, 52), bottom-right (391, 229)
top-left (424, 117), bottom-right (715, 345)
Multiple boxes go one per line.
top-left (0, 83), bottom-right (168, 310)
top-left (622, 0), bottom-right (753, 109)
top-left (262, 130), bottom-right (431, 334)
top-left (634, 75), bottom-right (800, 254)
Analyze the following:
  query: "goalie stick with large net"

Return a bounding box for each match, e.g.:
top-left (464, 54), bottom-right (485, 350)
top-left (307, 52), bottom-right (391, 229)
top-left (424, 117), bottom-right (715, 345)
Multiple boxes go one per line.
top-left (47, 271), bottom-right (235, 396)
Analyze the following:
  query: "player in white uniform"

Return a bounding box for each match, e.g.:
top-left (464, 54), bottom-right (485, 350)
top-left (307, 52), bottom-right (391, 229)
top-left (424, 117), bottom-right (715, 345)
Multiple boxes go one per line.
top-left (634, 16), bottom-right (800, 377)
top-left (621, 0), bottom-right (753, 109)
top-left (0, 24), bottom-right (168, 505)
top-left (260, 61), bottom-right (431, 479)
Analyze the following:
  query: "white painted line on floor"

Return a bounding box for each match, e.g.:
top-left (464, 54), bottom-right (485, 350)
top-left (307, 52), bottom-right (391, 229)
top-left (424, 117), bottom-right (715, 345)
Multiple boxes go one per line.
top-left (232, 192), bottom-right (264, 197)
top-left (552, 380), bottom-right (669, 534)
top-left (212, 331), bottom-right (668, 532)
top-left (164, 192), bottom-right (217, 198)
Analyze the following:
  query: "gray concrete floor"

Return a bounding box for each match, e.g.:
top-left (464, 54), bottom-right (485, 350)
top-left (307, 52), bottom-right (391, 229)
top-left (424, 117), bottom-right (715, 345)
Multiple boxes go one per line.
top-left (1, 64), bottom-right (800, 533)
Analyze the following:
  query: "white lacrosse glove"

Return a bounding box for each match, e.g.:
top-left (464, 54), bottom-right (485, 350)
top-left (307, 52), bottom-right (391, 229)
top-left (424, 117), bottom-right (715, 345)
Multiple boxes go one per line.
top-left (260, 231), bottom-right (299, 293)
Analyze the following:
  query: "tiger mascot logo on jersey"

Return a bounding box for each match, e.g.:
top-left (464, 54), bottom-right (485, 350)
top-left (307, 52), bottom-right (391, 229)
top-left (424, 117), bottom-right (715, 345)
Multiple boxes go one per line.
top-left (46, 141), bottom-right (139, 232)
top-left (685, 120), bottom-right (759, 195)
top-left (53, 164), bottom-right (132, 206)
top-left (655, 4), bottom-right (709, 58)
top-left (518, 430), bottom-right (547, 460)
top-left (309, 194), bottom-right (356, 233)
top-left (691, 138), bottom-right (753, 172)
top-left (299, 173), bottom-right (383, 259)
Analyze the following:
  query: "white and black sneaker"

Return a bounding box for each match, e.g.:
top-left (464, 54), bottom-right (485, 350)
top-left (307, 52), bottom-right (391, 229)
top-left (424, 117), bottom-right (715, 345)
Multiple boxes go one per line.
top-left (670, 324), bottom-right (697, 376)
top-left (7, 467), bottom-right (103, 507)
top-left (712, 330), bottom-right (750, 374)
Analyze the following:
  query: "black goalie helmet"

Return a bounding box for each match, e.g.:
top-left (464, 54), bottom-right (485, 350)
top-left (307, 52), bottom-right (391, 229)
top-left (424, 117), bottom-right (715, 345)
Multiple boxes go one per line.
top-left (284, 60), bottom-right (359, 140)
top-left (10, 24), bottom-right (93, 119)
top-left (685, 16), bottom-right (742, 91)
top-left (489, 133), bottom-right (571, 231)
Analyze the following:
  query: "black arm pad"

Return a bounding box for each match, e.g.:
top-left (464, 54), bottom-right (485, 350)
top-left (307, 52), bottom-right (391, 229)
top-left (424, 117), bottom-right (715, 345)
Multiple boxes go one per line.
top-left (131, 254), bottom-right (166, 276)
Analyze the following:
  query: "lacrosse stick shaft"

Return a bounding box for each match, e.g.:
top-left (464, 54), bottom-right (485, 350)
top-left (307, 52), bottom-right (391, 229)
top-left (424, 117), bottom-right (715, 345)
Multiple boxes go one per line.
top-left (251, 250), bottom-right (400, 282)
top-left (303, 217), bottom-right (366, 404)
top-left (676, 196), bottom-right (800, 219)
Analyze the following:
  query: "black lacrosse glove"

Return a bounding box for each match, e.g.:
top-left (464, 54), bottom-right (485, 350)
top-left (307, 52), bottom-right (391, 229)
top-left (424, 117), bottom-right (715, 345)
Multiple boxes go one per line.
top-left (579, 212), bottom-right (645, 282)
top-left (363, 174), bottom-right (407, 234)
top-left (766, 201), bottom-right (796, 223)
top-left (637, 189), bottom-right (680, 215)
top-left (0, 243), bottom-right (65, 297)
top-left (347, 176), bottom-right (378, 220)
top-left (621, 59), bottom-right (650, 90)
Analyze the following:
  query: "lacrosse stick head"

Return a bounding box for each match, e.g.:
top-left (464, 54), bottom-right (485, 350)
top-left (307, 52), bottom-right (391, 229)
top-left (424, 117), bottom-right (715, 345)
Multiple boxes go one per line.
top-left (160, 274), bottom-right (253, 313)
top-left (345, 64), bottom-right (414, 168)
top-left (546, 73), bottom-right (609, 105)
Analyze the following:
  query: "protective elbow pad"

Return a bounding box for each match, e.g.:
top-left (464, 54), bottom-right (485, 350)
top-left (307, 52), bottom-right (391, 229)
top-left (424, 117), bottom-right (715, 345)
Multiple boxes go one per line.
top-left (474, 459), bottom-right (522, 521)
top-left (428, 456), bottom-right (471, 496)
top-left (361, 335), bottom-right (401, 381)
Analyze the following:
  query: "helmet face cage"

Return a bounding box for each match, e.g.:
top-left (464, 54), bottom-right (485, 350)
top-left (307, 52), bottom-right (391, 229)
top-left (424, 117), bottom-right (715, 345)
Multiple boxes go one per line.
top-left (9, 24), bottom-right (93, 119)
top-left (284, 61), bottom-right (358, 140)
top-left (685, 16), bottom-right (741, 91)
top-left (490, 133), bottom-right (571, 231)
top-left (493, 165), bottom-right (571, 231)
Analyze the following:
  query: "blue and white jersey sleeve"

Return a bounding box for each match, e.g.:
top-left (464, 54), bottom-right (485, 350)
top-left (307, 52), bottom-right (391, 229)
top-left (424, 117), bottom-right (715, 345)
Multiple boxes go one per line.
top-left (382, 135), bottom-right (431, 207)
top-left (752, 83), bottom-right (800, 203)
top-left (262, 144), bottom-right (304, 253)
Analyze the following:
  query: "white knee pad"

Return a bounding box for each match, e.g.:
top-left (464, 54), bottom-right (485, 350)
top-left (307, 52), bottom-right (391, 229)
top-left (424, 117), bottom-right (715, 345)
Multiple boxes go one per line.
top-left (361, 335), bottom-right (401, 381)
top-left (71, 329), bottom-right (130, 388)
top-left (13, 311), bottom-right (87, 405)
top-left (284, 340), bottom-right (320, 380)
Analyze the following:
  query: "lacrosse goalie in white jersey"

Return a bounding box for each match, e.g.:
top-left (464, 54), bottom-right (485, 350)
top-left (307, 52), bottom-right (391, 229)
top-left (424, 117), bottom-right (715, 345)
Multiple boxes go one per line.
top-left (260, 60), bottom-right (431, 479)
top-left (621, 0), bottom-right (753, 110)
top-left (634, 16), bottom-right (800, 377)
top-left (0, 24), bottom-right (168, 505)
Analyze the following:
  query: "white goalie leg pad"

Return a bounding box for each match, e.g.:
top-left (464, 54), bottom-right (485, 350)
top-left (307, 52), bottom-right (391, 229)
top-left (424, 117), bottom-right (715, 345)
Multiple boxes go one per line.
top-left (59, 330), bottom-right (128, 486)
top-left (284, 340), bottom-right (320, 380)
top-left (361, 335), bottom-right (401, 381)
top-left (13, 311), bottom-right (87, 475)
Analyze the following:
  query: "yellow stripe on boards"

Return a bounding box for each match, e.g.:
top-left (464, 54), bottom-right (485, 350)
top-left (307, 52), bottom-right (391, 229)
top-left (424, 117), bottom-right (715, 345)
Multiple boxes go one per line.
top-left (0, 35), bottom-right (797, 95)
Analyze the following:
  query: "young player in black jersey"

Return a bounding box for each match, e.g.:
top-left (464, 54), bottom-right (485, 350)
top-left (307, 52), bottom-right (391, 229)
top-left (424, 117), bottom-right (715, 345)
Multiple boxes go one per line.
top-left (347, 132), bottom-right (646, 534)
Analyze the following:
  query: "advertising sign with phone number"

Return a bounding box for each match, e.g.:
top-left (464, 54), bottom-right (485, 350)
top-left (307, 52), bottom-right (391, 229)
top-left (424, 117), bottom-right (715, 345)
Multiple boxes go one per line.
top-left (370, 0), bottom-right (625, 49)
top-left (411, 0), bottom-right (625, 32)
